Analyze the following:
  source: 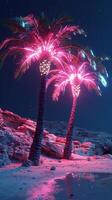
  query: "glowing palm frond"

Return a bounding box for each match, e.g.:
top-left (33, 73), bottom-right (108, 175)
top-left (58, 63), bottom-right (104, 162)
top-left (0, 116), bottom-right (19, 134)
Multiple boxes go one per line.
top-left (47, 61), bottom-right (107, 101)
top-left (0, 15), bottom-right (86, 78)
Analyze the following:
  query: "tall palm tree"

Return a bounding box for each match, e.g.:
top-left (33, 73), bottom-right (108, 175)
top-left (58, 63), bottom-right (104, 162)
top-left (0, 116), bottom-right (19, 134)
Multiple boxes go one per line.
top-left (0, 14), bottom-right (85, 165)
top-left (47, 55), bottom-right (108, 159)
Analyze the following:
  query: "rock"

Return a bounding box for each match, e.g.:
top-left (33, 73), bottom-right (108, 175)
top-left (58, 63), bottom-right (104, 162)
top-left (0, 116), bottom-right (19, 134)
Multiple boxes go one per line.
top-left (73, 140), bottom-right (81, 146)
top-left (42, 141), bottom-right (63, 158)
top-left (32, 177), bottom-right (36, 179)
top-left (50, 166), bottom-right (56, 170)
top-left (71, 154), bottom-right (88, 160)
top-left (40, 158), bottom-right (44, 164)
top-left (19, 187), bottom-right (23, 190)
top-left (81, 142), bottom-right (93, 148)
top-left (0, 145), bottom-right (10, 167)
top-left (95, 145), bottom-right (105, 156)
top-left (106, 154), bottom-right (112, 159)
top-left (69, 194), bottom-right (74, 198)
top-left (73, 141), bottom-right (95, 156)
top-left (44, 132), bottom-right (56, 143)
top-left (13, 150), bottom-right (28, 161)
top-left (56, 136), bottom-right (65, 144)
top-left (103, 139), bottom-right (112, 155)
top-left (87, 157), bottom-right (91, 161)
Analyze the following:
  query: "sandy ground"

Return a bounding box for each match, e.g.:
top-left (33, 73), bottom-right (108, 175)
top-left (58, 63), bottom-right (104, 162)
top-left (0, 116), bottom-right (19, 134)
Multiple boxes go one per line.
top-left (0, 156), bottom-right (112, 200)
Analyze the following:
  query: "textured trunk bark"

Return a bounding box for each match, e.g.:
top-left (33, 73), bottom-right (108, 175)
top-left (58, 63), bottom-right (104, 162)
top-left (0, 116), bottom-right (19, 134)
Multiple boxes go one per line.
top-left (63, 98), bottom-right (77, 159)
top-left (28, 74), bottom-right (46, 165)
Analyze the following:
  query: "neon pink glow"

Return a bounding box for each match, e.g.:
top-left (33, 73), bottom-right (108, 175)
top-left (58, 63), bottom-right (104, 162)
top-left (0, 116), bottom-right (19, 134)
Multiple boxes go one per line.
top-left (0, 15), bottom-right (86, 78)
top-left (4, 34), bottom-right (73, 78)
top-left (18, 34), bottom-right (70, 69)
top-left (47, 61), bottom-right (102, 101)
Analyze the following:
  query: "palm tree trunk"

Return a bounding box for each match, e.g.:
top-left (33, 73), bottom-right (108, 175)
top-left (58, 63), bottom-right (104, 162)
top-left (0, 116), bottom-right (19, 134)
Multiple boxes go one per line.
top-left (63, 98), bottom-right (77, 159)
top-left (28, 74), bottom-right (46, 166)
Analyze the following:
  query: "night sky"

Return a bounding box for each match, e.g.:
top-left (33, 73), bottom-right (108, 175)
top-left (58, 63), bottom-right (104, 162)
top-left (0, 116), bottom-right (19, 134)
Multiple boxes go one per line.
top-left (0, 0), bottom-right (112, 132)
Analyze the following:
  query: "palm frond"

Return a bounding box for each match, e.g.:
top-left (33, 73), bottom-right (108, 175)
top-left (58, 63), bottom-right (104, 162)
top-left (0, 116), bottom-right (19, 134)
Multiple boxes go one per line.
top-left (0, 37), bottom-right (24, 50)
top-left (52, 86), bottom-right (61, 101)
top-left (46, 76), bottom-right (57, 88)
top-left (3, 19), bottom-right (27, 33)
top-left (56, 25), bottom-right (85, 40)
top-left (14, 61), bottom-right (30, 79)
top-left (51, 16), bottom-right (72, 31)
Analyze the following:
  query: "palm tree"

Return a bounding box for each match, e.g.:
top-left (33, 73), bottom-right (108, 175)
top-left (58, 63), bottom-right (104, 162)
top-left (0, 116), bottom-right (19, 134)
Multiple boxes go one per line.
top-left (47, 55), bottom-right (108, 159)
top-left (0, 14), bottom-right (85, 165)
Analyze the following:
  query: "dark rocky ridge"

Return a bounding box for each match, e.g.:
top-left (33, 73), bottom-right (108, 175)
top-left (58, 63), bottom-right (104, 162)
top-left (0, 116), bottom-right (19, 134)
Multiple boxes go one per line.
top-left (0, 108), bottom-right (112, 167)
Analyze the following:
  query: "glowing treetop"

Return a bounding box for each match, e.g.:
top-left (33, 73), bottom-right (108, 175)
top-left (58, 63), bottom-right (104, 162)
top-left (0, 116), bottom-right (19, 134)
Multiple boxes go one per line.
top-left (0, 15), bottom-right (86, 77)
top-left (47, 56), bottom-right (108, 101)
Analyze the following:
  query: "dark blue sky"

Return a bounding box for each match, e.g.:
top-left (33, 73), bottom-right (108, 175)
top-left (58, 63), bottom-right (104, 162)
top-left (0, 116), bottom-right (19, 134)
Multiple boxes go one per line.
top-left (0, 0), bottom-right (112, 132)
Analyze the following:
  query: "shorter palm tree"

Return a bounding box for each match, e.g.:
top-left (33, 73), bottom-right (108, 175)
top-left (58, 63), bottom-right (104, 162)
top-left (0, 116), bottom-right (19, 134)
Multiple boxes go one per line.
top-left (47, 56), bottom-right (108, 159)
